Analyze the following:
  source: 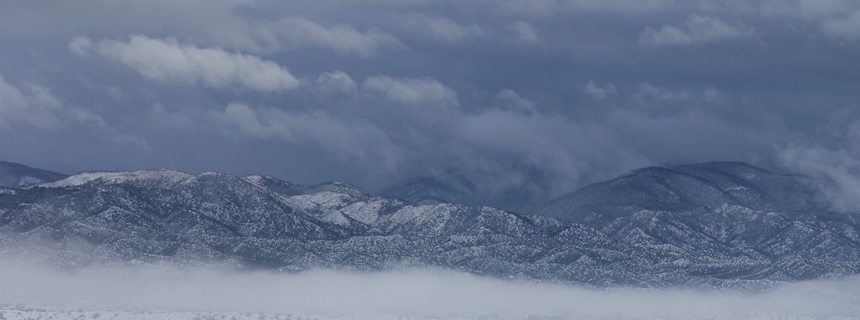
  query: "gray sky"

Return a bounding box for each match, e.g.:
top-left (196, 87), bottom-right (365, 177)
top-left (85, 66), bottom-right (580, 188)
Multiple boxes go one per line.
top-left (2, 0), bottom-right (860, 197)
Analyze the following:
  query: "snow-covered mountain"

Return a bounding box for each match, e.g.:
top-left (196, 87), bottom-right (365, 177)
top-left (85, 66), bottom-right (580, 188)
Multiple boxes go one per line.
top-left (532, 162), bottom-right (860, 281)
top-left (1, 161), bottom-right (859, 288)
top-left (0, 161), bottom-right (68, 187)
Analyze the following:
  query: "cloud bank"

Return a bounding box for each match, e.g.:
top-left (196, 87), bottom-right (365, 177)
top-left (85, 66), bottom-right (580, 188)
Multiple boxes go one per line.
top-left (1, 264), bottom-right (859, 319)
top-left (779, 121), bottom-right (860, 213)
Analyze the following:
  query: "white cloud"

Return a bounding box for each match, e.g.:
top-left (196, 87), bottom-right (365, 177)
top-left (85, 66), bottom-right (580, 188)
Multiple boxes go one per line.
top-left (396, 13), bottom-right (485, 44)
top-left (68, 35), bottom-right (93, 57)
top-left (355, 77), bottom-right (643, 192)
top-left (0, 72), bottom-right (147, 149)
top-left (820, 9), bottom-right (860, 40)
top-left (457, 111), bottom-right (597, 179)
top-left (202, 73), bottom-right (722, 194)
top-left (0, 73), bottom-right (102, 130)
top-left (694, 0), bottom-right (860, 42)
top-left (0, 76), bottom-right (61, 130)
top-left (634, 84), bottom-right (728, 106)
top-left (640, 25), bottom-right (693, 47)
top-left (779, 123), bottom-right (860, 212)
top-left (265, 17), bottom-right (406, 56)
top-left (316, 70), bottom-right (358, 97)
top-left (74, 35), bottom-right (300, 92)
top-left (639, 14), bottom-right (754, 48)
top-left (213, 103), bottom-right (402, 169)
top-left (495, 89), bottom-right (537, 115)
top-left (193, 72), bottom-right (643, 193)
top-left (214, 103), bottom-right (294, 140)
top-left (607, 108), bottom-right (768, 165)
top-left (106, 86), bottom-right (123, 101)
top-left (7, 2), bottom-right (405, 56)
top-left (799, 0), bottom-right (856, 20)
top-left (363, 76), bottom-right (458, 108)
top-left (780, 145), bottom-right (860, 212)
top-left (496, 0), bottom-right (675, 15)
top-left (703, 87), bottom-right (727, 104)
top-left (151, 103), bottom-right (196, 130)
top-left (583, 81), bottom-right (618, 100)
top-left (566, 0), bottom-right (675, 13)
top-left (511, 21), bottom-right (540, 44)
top-left (634, 83), bottom-right (693, 103)
top-left (133, 68), bottom-right (777, 198)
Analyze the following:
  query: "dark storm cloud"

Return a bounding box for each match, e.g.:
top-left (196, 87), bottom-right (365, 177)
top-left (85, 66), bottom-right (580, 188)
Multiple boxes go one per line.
top-left (1, 0), bottom-right (860, 202)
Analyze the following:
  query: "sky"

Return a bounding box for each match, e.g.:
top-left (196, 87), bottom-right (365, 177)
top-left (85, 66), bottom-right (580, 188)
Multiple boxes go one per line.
top-left (2, 0), bottom-right (860, 198)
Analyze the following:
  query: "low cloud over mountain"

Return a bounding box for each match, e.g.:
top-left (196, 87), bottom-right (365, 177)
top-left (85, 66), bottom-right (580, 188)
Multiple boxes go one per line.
top-left (2, 0), bottom-right (860, 200)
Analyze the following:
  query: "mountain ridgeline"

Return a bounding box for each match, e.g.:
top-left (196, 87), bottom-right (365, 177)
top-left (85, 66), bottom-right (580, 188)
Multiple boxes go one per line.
top-left (2, 161), bottom-right (859, 289)
top-left (0, 161), bottom-right (68, 188)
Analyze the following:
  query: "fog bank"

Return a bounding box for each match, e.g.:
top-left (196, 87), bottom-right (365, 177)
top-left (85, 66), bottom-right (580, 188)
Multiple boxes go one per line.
top-left (2, 264), bottom-right (860, 319)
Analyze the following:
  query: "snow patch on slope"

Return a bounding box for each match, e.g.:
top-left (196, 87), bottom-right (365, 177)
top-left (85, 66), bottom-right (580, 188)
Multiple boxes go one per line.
top-left (42, 170), bottom-right (196, 188)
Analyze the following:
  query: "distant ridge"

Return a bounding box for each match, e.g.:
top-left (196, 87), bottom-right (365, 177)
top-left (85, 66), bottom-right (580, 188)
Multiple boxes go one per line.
top-left (531, 161), bottom-right (825, 225)
top-left (0, 161), bottom-right (69, 188)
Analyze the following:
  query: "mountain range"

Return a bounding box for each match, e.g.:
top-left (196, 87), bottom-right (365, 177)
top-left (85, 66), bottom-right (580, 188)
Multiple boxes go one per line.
top-left (2, 161), bottom-right (859, 289)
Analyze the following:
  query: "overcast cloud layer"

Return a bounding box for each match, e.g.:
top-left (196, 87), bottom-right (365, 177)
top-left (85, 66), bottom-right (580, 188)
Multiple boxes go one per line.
top-left (2, 0), bottom-right (860, 201)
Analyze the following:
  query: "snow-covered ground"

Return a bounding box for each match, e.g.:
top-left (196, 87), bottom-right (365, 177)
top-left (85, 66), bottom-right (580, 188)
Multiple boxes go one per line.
top-left (2, 263), bottom-right (859, 320)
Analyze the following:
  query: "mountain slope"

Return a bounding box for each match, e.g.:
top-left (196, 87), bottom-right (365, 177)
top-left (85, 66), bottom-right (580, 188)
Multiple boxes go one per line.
top-left (532, 162), bottom-right (826, 226)
top-left (531, 162), bottom-right (860, 281)
top-left (0, 161), bottom-right (68, 187)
